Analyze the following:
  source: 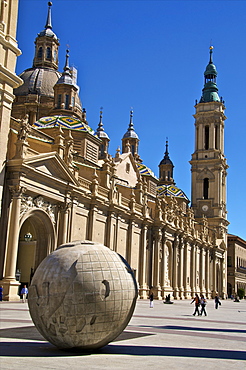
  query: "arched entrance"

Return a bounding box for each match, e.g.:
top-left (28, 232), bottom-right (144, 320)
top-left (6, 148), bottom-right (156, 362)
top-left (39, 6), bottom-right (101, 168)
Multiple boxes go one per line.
top-left (16, 209), bottom-right (56, 286)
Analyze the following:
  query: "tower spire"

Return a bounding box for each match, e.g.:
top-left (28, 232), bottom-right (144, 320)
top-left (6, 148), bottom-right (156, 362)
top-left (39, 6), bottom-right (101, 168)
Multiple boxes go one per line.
top-left (95, 108), bottom-right (110, 159)
top-left (158, 138), bottom-right (174, 185)
top-left (96, 108), bottom-right (108, 138)
top-left (33, 1), bottom-right (59, 69)
top-left (63, 49), bottom-right (71, 74)
top-left (199, 46), bottom-right (220, 103)
top-left (45, 2), bottom-right (53, 30)
top-left (122, 109), bottom-right (141, 162)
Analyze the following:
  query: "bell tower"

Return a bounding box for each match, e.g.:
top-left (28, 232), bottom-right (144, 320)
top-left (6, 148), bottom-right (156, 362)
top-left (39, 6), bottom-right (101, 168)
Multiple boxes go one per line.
top-left (190, 47), bottom-right (229, 238)
top-left (33, 1), bottom-right (59, 70)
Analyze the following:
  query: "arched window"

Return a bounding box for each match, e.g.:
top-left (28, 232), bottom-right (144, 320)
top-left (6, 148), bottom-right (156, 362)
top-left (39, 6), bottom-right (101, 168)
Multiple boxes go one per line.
top-left (57, 94), bottom-right (61, 109)
top-left (204, 126), bottom-right (209, 150)
top-left (46, 47), bottom-right (51, 60)
top-left (215, 125), bottom-right (218, 149)
top-left (131, 145), bottom-right (135, 156)
top-left (100, 144), bottom-right (104, 156)
top-left (65, 94), bottom-right (69, 109)
top-left (203, 178), bottom-right (209, 199)
top-left (37, 47), bottom-right (43, 59)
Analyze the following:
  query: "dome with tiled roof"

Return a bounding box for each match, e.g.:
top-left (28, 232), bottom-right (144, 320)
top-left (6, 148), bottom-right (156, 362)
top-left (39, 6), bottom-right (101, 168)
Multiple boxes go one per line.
top-left (136, 163), bottom-right (156, 178)
top-left (33, 115), bottom-right (94, 134)
top-left (157, 184), bottom-right (189, 200)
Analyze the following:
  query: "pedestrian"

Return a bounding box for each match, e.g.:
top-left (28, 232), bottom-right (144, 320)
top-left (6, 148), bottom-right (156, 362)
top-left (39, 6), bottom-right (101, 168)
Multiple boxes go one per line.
top-left (214, 293), bottom-right (221, 309)
top-left (200, 294), bottom-right (207, 316)
top-left (0, 285), bottom-right (3, 301)
top-left (149, 292), bottom-right (154, 308)
top-left (191, 293), bottom-right (200, 316)
top-left (21, 285), bottom-right (28, 303)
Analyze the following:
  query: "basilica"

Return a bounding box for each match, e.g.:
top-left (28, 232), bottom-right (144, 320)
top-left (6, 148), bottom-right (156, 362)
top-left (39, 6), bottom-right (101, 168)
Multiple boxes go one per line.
top-left (0, 2), bottom-right (231, 301)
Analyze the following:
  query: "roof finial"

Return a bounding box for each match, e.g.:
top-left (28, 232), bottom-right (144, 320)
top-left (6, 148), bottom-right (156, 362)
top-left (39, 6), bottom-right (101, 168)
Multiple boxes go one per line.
top-left (209, 45), bottom-right (214, 64)
top-left (129, 108), bottom-right (134, 129)
top-left (45, 2), bottom-right (53, 30)
top-left (165, 137), bottom-right (169, 156)
top-left (99, 107), bottom-right (103, 125)
top-left (64, 48), bottom-right (70, 72)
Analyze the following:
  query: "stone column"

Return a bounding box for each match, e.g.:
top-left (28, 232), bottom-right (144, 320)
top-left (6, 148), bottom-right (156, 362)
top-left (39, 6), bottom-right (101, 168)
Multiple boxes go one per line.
top-left (211, 251), bottom-right (217, 297)
top-left (1, 185), bottom-right (25, 300)
top-left (152, 227), bottom-right (162, 299)
top-left (190, 244), bottom-right (196, 296)
top-left (178, 237), bottom-right (184, 299)
top-left (160, 231), bottom-right (166, 299)
top-left (221, 252), bottom-right (227, 299)
top-left (205, 248), bottom-right (211, 298)
top-left (105, 210), bottom-right (114, 249)
top-left (195, 245), bottom-right (200, 294)
top-left (200, 245), bottom-right (205, 294)
top-left (87, 203), bottom-right (96, 241)
top-left (59, 199), bottom-right (71, 245)
top-left (138, 224), bottom-right (148, 299)
top-left (173, 235), bottom-right (180, 299)
top-left (126, 219), bottom-right (133, 265)
top-left (183, 240), bottom-right (190, 298)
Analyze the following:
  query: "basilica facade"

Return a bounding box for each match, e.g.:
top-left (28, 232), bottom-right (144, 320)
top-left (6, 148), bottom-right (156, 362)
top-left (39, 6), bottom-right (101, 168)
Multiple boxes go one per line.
top-left (0, 2), bottom-right (229, 301)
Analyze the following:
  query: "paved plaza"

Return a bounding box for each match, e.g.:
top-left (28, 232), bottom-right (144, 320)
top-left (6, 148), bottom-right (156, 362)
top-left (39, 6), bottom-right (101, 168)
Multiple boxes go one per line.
top-left (0, 298), bottom-right (246, 369)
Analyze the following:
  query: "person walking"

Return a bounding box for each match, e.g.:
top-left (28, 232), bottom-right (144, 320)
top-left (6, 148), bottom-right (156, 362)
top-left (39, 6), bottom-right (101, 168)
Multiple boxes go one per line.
top-left (214, 293), bottom-right (221, 309)
top-left (191, 293), bottom-right (200, 316)
top-left (149, 292), bottom-right (154, 308)
top-left (21, 285), bottom-right (28, 303)
top-left (200, 294), bottom-right (207, 316)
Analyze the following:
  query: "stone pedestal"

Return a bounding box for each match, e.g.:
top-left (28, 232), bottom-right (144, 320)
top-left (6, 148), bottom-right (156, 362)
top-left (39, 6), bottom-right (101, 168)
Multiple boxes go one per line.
top-left (1, 278), bottom-right (20, 301)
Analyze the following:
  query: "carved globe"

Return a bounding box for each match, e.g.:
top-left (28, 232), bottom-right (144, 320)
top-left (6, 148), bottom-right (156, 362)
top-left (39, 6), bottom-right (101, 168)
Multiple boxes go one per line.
top-left (28, 241), bottom-right (138, 350)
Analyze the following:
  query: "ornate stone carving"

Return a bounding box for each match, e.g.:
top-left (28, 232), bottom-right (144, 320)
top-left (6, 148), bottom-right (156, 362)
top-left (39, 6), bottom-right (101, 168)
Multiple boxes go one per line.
top-left (20, 194), bottom-right (56, 224)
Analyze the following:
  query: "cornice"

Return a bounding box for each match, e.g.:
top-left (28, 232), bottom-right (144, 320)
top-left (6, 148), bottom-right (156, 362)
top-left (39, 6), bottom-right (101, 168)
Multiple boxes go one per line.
top-left (0, 63), bottom-right (23, 88)
top-left (0, 32), bottom-right (21, 56)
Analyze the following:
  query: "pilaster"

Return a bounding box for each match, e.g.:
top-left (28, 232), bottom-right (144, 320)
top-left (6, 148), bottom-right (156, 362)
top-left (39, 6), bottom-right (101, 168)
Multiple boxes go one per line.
top-left (1, 184), bottom-right (25, 300)
top-left (138, 224), bottom-right (148, 299)
top-left (152, 227), bottom-right (162, 299)
top-left (173, 235), bottom-right (180, 299)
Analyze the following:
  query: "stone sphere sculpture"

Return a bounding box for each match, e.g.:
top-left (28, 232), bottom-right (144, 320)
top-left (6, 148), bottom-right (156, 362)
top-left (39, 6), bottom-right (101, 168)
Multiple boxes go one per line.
top-left (28, 241), bottom-right (138, 350)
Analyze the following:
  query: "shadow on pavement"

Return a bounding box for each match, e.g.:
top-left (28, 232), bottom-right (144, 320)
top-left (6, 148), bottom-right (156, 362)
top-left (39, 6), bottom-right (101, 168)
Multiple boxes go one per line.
top-left (0, 326), bottom-right (153, 342)
top-left (0, 341), bottom-right (246, 361)
top-left (145, 325), bottom-right (246, 334)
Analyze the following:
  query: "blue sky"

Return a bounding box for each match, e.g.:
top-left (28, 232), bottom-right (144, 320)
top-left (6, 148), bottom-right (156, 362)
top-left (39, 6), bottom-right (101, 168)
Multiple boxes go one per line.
top-left (16, 0), bottom-right (246, 240)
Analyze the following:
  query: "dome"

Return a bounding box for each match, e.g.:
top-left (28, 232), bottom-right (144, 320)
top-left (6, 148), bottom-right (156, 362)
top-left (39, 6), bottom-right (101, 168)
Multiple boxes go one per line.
top-left (204, 62), bottom-right (217, 77)
top-left (200, 81), bottom-right (220, 103)
top-left (159, 156), bottom-right (173, 166)
top-left (14, 67), bottom-right (61, 97)
top-left (123, 126), bottom-right (139, 139)
top-left (159, 140), bottom-right (173, 166)
top-left (123, 110), bottom-right (139, 139)
top-left (38, 27), bottom-right (58, 40)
